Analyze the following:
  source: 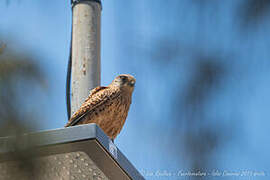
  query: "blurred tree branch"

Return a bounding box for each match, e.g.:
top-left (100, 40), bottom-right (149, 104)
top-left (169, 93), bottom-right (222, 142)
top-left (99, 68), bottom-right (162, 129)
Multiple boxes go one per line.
top-left (0, 43), bottom-right (6, 54)
top-left (0, 39), bottom-right (47, 130)
top-left (0, 39), bottom-right (47, 179)
top-left (238, 0), bottom-right (270, 27)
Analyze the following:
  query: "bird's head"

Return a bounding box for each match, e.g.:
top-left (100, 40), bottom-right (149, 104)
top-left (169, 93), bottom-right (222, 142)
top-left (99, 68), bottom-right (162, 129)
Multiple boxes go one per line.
top-left (111, 74), bottom-right (136, 92)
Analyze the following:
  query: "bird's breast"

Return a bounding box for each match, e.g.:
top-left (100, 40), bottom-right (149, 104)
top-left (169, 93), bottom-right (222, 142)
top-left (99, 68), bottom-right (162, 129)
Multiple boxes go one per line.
top-left (82, 95), bottom-right (131, 139)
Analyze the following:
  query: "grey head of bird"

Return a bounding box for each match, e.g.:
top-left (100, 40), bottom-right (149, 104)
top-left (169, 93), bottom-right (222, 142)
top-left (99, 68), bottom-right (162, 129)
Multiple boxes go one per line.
top-left (110, 74), bottom-right (136, 92)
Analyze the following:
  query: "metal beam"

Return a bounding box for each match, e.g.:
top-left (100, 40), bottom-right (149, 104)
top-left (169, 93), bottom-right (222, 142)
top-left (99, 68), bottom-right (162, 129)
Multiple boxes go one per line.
top-left (0, 124), bottom-right (144, 180)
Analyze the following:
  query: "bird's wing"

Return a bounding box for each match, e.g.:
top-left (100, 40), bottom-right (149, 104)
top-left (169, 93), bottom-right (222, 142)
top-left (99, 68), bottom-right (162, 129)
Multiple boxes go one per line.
top-left (65, 86), bottom-right (120, 127)
top-left (83, 86), bottom-right (107, 103)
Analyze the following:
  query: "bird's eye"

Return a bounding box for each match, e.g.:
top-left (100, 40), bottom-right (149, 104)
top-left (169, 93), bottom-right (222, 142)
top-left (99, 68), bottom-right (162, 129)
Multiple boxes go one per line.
top-left (119, 75), bottom-right (127, 81)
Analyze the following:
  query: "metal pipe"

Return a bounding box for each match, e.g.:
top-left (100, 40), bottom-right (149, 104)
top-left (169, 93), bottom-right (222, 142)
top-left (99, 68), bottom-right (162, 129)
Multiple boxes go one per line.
top-left (71, 1), bottom-right (101, 115)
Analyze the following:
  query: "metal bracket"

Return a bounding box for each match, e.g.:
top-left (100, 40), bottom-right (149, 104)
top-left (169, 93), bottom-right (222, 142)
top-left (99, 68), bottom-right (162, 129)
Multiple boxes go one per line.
top-left (71, 0), bottom-right (102, 9)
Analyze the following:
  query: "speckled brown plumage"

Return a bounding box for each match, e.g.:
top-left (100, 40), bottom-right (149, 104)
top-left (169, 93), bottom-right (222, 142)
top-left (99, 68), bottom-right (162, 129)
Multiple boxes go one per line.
top-left (65, 74), bottom-right (136, 140)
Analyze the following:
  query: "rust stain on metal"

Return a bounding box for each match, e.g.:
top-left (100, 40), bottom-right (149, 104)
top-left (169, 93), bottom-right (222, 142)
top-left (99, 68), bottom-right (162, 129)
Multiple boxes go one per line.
top-left (82, 57), bottom-right (87, 75)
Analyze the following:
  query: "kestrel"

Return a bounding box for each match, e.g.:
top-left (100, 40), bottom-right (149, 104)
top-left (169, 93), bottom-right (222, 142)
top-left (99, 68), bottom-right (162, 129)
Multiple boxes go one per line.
top-left (65, 74), bottom-right (136, 140)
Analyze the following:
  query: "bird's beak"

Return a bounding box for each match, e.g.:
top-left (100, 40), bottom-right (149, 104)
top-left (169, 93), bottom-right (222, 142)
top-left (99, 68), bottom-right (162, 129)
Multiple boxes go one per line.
top-left (129, 80), bottom-right (135, 87)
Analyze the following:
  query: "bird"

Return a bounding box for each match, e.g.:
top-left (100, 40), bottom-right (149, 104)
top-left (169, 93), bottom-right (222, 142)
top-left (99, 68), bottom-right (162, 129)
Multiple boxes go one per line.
top-left (65, 74), bottom-right (136, 140)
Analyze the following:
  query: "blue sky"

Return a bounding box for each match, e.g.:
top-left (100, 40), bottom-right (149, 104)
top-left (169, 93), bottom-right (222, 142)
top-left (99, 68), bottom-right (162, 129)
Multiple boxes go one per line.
top-left (1, 0), bottom-right (270, 179)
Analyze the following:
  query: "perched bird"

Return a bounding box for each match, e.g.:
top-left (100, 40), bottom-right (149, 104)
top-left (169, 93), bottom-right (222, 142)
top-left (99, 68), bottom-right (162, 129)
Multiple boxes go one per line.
top-left (65, 74), bottom-right (136, 140)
